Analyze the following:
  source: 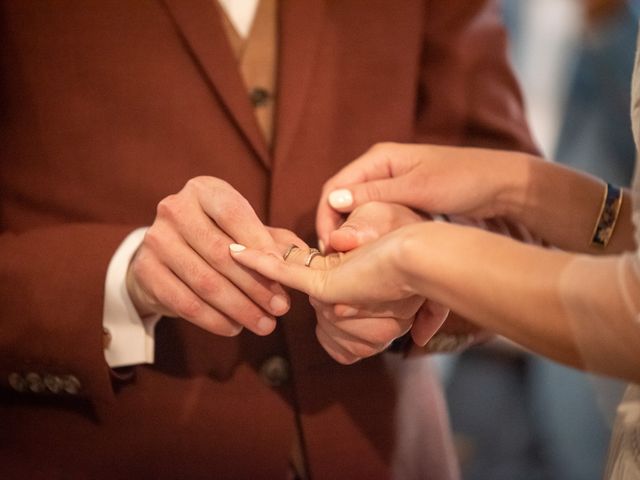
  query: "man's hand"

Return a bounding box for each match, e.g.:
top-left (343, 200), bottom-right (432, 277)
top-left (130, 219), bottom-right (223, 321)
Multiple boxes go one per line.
top-left (127, 176), bottom-right (293, 337)
top-left (310, 202), bottom-right (446, 364)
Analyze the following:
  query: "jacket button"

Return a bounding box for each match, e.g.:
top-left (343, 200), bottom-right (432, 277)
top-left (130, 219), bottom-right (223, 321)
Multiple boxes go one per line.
top-left (44, 374), bottom-right (64, 394)
top-left (25, 372), bottom-right (45, 393)
top-left (62, 375), bottom-right (82, 395)
top-left (249, 87), bottom-right (271, 107)
top-left (8, 373), bottom-right (27, 392)
top-left (259, 355), bottom-right (291, 387)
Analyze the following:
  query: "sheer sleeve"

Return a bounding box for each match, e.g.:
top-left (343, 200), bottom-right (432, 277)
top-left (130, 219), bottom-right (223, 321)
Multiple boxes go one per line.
top-left (557, 249), bottom-right (640, 480)
top-left (558, 252), bottom-right (640, 382)
top-left (601, 26), bottom-right (640, 479)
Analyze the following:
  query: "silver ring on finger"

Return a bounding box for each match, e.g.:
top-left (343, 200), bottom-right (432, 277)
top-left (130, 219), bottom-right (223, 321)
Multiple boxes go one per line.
top-left (283, 244), bottom-right (301, 261)
top-left (304, 248), bottom-right (321, 267)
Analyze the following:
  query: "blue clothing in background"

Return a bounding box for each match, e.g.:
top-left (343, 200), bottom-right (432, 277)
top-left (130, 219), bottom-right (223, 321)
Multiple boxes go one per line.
top-left (555, 2), bottom-right (639, 186)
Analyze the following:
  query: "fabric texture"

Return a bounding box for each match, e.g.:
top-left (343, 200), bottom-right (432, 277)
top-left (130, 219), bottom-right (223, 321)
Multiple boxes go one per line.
top-left (0, 1), bottom-right (535, 478)
top-left (603, 24), bottom-right (640, 480)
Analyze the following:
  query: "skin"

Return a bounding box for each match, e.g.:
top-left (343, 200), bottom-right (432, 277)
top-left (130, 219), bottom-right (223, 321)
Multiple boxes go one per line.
top-left (230, 143), bottom-right (640, 382)
top-left (317, 143), bottom-right (633, 255)
top-left (317, 201), bottom-right (488, 363)
top-left (290, 201), bottom-right (449, 364)
top-left (126, 176), bottom-right (297, 337)
top-left (126, 176), bottom-right (442, 361)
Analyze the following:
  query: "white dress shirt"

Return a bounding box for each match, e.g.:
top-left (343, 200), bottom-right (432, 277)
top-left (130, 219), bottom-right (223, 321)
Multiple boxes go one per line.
top-left (103, 0), bottom-right (260, 367)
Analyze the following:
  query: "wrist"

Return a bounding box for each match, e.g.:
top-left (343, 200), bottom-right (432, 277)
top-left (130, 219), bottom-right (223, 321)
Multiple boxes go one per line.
top-left (393, 223), bottom-right (438, 297)
top-left (125, 260), bottom-right (156, 318)
top-left (498, 152), bottom-right (537, 222)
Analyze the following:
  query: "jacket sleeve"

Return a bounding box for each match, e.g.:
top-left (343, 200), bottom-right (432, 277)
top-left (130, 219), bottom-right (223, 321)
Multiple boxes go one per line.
top-left (398, 0), bottom-right (542, 356)
top-left (0, 223), bottom-right (139, 411)
top-left (415, 0), bottom-right (539, 154)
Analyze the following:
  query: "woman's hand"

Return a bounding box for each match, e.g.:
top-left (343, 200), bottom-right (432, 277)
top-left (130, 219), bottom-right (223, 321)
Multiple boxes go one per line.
top-left (230, 226), bottom-right (428, 363)
top-left (320, 201), bottom-right (451, 351)
top-left (316, 142), bottom-right (532, 248)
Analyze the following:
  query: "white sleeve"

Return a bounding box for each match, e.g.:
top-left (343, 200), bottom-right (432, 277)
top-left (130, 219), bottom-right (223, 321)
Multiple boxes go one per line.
top-left (103, 227), bottom-right (161, 367)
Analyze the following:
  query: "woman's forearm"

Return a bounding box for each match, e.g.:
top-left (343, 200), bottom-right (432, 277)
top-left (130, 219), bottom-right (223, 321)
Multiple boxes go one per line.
top-left (503, 155), bottom-right (635, 254)
top-left (400, 221), bottom-right (640, 381)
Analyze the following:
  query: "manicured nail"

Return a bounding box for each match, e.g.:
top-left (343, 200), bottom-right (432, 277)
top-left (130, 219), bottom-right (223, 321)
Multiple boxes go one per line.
top-left (229, 243), bottom-right (246, 252)
top-left (270, 294), bottom-right (289, 315)
top-left (328, 189), bottom-right (353, 209)
top-left (318, 239), bottom-right (325, 254)
top-left (257, 316), bottom-right (276, 334)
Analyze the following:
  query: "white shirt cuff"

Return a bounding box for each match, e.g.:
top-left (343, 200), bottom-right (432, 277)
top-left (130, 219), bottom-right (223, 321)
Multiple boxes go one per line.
top-left (103, 227), bottom-right (160, 367)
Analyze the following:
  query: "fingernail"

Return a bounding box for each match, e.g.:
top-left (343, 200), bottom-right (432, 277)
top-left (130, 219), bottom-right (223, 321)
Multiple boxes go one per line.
top-left (257, 316), bottom-right (276, 334)
top-left (328, 189), bottom-right (353, 209)
top-left (229, 243), bottom-right (246, 252)
top-left (318, 239), bottom-right (325, 254)
top-left (270, 294), bottom-right (289, 315)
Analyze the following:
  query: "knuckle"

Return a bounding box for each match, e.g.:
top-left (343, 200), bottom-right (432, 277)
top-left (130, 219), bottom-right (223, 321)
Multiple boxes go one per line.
top-left (185, 176), bottom-right (217, 191)
top-left (193, 272), bottom-right (221, 299)
top-left (174, 296), bottom-right (203, 320)
top-left (141, 228), bottom-right (163, 252)
top-left (365, 182), bottom-right (383, 201)
top-left (156, 194), bottom-right (182, 222)
top-left (207, 235), bottom-right (230, 264)
top-left (369, 142), bottom-right (393, 155)
top-left (209, 195), bottom-right (241, 222)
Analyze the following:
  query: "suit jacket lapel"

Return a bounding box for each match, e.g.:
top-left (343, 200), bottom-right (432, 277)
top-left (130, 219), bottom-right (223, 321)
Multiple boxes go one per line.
top-left (161, 0), bottom-right (270, 168)
top-left (274, 0), bottom-right (326, 165)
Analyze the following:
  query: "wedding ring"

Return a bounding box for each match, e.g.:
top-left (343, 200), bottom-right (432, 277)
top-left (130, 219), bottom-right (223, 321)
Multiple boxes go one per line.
top-left (282, 244), bottom-right (301, 261)
top-left (304, 248), bottom-right (321, 267)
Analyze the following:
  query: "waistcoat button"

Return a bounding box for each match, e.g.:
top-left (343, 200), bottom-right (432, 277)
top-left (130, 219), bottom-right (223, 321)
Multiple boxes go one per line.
top-left (25, 372), bottom-right (45, 393)
top-left (259, 355), bottom-right (291, 387)
top-left (8, 372), bottom-right (27, 393)
top-left (250, 87), bottom-right (271, 107)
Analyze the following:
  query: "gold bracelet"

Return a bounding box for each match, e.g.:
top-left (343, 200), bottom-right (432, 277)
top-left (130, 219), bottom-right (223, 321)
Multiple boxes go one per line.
top-left (590, 182), bottom-right (623, 248)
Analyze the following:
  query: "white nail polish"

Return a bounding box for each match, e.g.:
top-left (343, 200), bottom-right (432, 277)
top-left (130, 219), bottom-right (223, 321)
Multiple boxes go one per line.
top-left (328, 189), bottom-right (353, 209)
top-left (318, 239), bottom-right (325, 254)
top-left (229, 243), bottom-right (246, 252)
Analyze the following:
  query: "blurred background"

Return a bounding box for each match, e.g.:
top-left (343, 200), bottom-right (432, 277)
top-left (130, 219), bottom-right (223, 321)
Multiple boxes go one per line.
top-left (438, 0), bottom-right (639, 478)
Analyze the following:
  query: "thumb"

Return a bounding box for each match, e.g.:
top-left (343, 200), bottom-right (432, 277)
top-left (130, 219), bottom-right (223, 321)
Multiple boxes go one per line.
top-left (327, 178), bottom-right (406, 213)
top-left (330, 224), bottom-right (378, 252)
top-left (329, 212), bottom-right (383, 252)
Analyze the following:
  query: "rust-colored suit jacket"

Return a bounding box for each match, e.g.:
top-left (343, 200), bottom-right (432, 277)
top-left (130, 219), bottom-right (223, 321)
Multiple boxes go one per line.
top-left (0, 1), bottom-right (536, 478)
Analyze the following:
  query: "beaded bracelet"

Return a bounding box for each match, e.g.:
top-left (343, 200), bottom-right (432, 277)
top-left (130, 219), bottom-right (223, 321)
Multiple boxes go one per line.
top-left (591, 182), bottom-right (623, 248)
